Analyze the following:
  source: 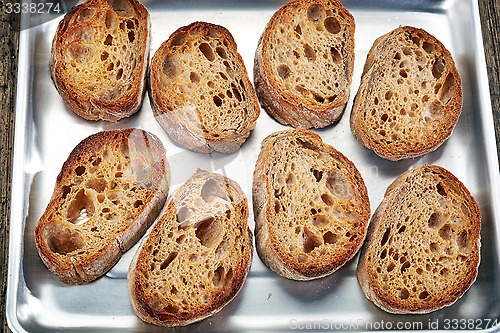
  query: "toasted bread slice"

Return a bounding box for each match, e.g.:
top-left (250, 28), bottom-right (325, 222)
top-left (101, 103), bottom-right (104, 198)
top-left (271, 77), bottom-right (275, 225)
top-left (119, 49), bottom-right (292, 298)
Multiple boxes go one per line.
top-left (128, 169), bottom-right (252, 327)
top-left (254, 0), bottom-right (355, 129)
top-left (34, 129), bottom-right (169, 284)
top-left (350, 26), bottom-right (463, 160)
top-left (253, 129), bottom-right (370, 280)
top-left (50, 0), bottom-right (151, 121)
top-left (149, 22), bottom-right (260, 153)
top-left (357, 164), bottom-right (481, 314)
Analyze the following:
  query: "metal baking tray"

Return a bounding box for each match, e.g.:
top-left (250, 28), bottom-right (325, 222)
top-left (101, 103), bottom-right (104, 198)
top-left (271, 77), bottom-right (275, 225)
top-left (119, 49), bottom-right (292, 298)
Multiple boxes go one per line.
top-left (7, 0), bottom-right (500, 332)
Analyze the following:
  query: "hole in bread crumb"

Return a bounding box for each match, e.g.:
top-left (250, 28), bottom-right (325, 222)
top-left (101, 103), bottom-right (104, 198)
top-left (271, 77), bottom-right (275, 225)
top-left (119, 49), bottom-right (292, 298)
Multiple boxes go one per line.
top-left (294, 24), bottom-right (302, 35)
top-left (303, 43), bottom-right (316, 61)
top-left (301, 227), bottom-right (322, 253)
top-left (216, 46), bottom-right (227, 59)
top-left (432, 58), bottom-right (445, 79)
top-left (176, 206), bottom-right (189, 224)
top-left (44, 223), bottom-right (85, 255)
top-left (399, 69), bottom-right (408, 78)
top-left (128, 30), bottom-right (135, 43)
top-left (213, 266), bottom-right (224, 287)
top-left (379, 249), bottom-right (387, 259)
top-left (321, 193), bottom-right (335, 206)
top-left (428, 212), bottom-right (444, 228)
top-left (438, 224), bottom-right (453, 240)
top-left (107, 0), bottom-right (133, 16)
top-left (231, 83), bottom-right (242, 102)
top-left (307, 4), bottom-right (324, 23)
top-left (274, 199), bottom-right (281, 213)
top-left (423, 41), bottom-right (435, 54)
top-left (457, 230), bottom-right (469, 251)
top-left (381, 113), bottom-right (388, 122)
top-left (430, 242), bottom-right (439, 253)
top-left (323, 231), bottom-right (338, 244)
top-left (67, 189), bottom-right (94, 224)
top-left (62, 185), bottom-right (72, 199)
top-left (401, 261), bottom-right (410, 273)
top-left (385, 91), bottom-right (393, 100)
top-left (387, 262), bottom-right (395, 272)
top-left (398, 288), bottom-right (410, 300)
top-left (324, 16), bottom-right (341, 34)
top-left (438, 73), bottom-right (455, 104)
top-left (213, 95), bottom-right (223, 107)
top-left (116, 68), bottom-right (123, 80)
top-left (201, 179), bottom-right (228, 203)
top-left (277, 64), bottom-right (291, 80)
top-left (101, 51), bottom-right (109, 61)
top-left (75, 165), bottom-right (86, 176)
top-left (164, 304), bottom-right (179, 314)
top-left (199, 43), bottom-right (215, 62)
top-left (440, 268), bottom-right (449, 277)
top-left (312, 215), bottom-right (329, 228)
top-left (296, 138), bottom-right (318, 151)
top-left (104, 34), bottom-right (113, 46)
top-left (160, 252), bottom-right (178, 270)
top-left (397, 225), bottom-right (406, 234)
top-left (419, 291), bottom-right (429, 299)
top-left (330, 47), bottom-right (341, 64)
top-left (436, 182), bottom-right (447, 196)
top-left (381, 228), bottom-right (391, 246)
top-left (195, 217), bottom-right (222, 248)
top-left (162, 55), bottom-right (178, 79)
top-left (311, 168), bottom-right (323, 182)
top-left (133, 200), bottom-right (143, 208)
top-left (325, 171), bottom-right (353, 200)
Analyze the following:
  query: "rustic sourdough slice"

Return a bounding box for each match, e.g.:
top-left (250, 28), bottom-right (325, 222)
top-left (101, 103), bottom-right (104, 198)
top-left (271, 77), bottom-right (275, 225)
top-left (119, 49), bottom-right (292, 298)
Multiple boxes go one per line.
top-left (357, 164), bottom-right (481, 314)
top-left (128, 169), bottom-right (252, 327)
top-left (253, 129), bottom-right (370, 280)
top-left (254, 0), bottom-right (355, 129)
top-left (34, 129), bottom-right (170, 284)
top-left (149, 21), bottom-right (260, 153)
top-left (350, 26), bottom-right (463, 160)
top-left (50, 0), bottom-right (150, 121)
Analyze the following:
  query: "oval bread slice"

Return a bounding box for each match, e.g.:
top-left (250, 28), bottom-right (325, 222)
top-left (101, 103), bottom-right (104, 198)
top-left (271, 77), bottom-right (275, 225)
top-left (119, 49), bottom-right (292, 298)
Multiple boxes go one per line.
top-left (254, 0), bottom-right (355, 129)
top-left (253, 129), bottom-right (370, 280)
top-left (149, 21), bottom-right (260, 153)
top-left (357, 164), bottom-right (481, 314)
top-left (128, 169), bottom-right (252, 327)
top-left (34, 129), bottom-right (170, 284)
top-left (50, 0), bottom-right (151, 121)
top-left (350, 26), bottom-right (463, 160)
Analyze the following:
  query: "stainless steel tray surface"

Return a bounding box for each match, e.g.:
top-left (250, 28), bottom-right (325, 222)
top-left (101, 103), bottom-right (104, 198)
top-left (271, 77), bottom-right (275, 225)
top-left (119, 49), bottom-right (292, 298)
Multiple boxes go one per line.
top-left (7, 0), bottom-right (500, 332)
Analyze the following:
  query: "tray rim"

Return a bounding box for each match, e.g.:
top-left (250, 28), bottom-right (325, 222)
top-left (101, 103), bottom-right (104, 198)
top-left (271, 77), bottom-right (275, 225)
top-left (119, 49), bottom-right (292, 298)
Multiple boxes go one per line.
top-left (6, 0), bottom-right (500, 332)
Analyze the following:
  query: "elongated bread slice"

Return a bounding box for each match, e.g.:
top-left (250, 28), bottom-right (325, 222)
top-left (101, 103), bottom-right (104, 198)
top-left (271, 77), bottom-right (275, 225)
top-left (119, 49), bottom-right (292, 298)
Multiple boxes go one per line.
top-left (128, 169), bottom-right (252, 327)
top-left (357, 164), bottom-right (481, 314)
top-left (34, 129), bottom-right (169, 284)
top-left (350, 26), bottom-right (463, 160)
top-left (149, 22), bottom-right (260, 153)
top-left (50, 0), bottom-right (150, 121)
top-left (254, 0), bottom-right (355, 129)
top-left (253, 129), bottom-right (370, 280)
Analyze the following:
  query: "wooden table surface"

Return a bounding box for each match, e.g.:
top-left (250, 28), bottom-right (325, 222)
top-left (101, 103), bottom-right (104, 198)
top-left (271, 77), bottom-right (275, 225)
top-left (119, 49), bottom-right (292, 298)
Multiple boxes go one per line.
top-left (1, 1), bottom-right (499, 332)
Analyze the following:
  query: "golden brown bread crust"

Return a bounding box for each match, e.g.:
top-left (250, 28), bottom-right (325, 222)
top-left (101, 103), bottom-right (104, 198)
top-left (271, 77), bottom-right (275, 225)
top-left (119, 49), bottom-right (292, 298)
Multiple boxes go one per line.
top-left (356, 164), bottom-right (481, 314)
top-left (149, 21), bottom-right (260, 153)
top-left (253, 129), bottom-right (370, 280)
top-left (254, 0), bottom-right (355, 129)
top-left (34, 129), bottom-right (170, 284)
top-left (50, 0), bottom-right (151, 121)
top-left (128, 169), bottom-right (252, 327)
top-left (350, 26), bottom-right (463, 160)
